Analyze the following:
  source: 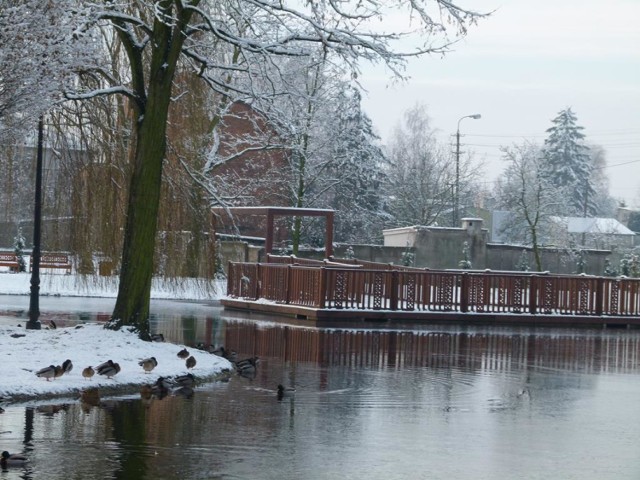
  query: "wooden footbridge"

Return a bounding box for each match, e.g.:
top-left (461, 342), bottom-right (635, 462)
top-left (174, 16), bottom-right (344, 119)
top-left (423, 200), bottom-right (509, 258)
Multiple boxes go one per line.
top-left (221, 255), bottom-right (640, 328)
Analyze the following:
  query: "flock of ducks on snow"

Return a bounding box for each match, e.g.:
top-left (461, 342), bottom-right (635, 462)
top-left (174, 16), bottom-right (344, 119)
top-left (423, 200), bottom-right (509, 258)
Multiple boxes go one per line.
top-left (3, 340), bottom-right (294, 469)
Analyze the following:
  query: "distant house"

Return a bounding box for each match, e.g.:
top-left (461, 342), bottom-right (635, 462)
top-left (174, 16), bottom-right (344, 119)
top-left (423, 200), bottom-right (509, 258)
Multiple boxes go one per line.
top-left (550, 216), bottom-right (636, 249)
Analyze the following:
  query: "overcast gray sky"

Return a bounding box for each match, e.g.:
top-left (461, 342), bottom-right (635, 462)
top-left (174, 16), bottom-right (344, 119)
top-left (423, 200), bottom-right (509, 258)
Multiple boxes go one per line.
top-left (360, 0), bottom-right (640, 207)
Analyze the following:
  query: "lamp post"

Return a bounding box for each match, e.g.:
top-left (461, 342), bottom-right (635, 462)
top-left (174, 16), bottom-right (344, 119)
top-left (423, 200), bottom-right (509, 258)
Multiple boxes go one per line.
top-left (454, 113), bottom-right (481, 227)
top-left (27, 116), bottom-right (44, 330)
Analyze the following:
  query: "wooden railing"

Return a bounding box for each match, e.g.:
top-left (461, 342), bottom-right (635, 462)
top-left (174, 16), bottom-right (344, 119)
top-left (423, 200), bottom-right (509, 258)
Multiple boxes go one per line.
top-left (227, 261), bottom-right (640, 317)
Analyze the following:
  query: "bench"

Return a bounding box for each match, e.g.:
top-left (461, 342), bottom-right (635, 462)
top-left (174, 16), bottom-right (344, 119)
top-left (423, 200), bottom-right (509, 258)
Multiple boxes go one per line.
top-left (0, 252), bottom-right (19, 272)
top-left (30, 253), bottom-right (72, 274)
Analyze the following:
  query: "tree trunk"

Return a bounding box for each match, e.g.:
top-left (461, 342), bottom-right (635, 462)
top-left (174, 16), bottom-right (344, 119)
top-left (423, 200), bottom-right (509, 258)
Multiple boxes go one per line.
top-left (108, 85), bottom-right (173, 336)
top-left (107, 0), bottom-right (193, 336)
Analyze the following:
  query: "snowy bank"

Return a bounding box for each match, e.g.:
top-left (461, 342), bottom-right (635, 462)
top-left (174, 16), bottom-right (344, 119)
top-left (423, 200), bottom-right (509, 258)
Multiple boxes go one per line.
top-left (0, 323), bottom-right (232, 401)
top-left (0, 272), bottom-right (225, 301)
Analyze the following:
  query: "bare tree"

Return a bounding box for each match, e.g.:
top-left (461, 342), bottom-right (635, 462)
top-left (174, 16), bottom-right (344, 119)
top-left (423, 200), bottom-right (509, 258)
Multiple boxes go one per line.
top-left (385, 104), bottom-right (456, 227)
top-left (494, 142), bottom-right (561, 271)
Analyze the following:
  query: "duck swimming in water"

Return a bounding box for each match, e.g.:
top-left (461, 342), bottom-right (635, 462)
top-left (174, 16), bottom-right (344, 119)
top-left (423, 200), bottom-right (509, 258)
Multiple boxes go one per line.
top-left (1, 451), bottom-right (28, 467)
top-left (172, 373), bottom-right (195, 388)
top-left (277, 384), bottom-right (296, 399)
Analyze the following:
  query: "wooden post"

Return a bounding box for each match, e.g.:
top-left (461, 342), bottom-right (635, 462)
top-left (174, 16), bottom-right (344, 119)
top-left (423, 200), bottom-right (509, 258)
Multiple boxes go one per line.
top-left (325, 211), bottom-right (334, 259)
top-left (226, 261), bottom-right (233, 296)
top-left (319, 267), bottom-right (327, 308)
top-left (285, 264), bottom-right (291, 305)
top-left (265, 210), bottom-right (275, 255)
top-left (255, 263), bottom-right (261, 300)
top-left (595, 277), bottom-right (604, 316)
top-left (460, 272), bottom-right (469, 313)
top-left (390, 270), bottom-right (398, 311)
top-left (529, 275), bottom-right (537, 314)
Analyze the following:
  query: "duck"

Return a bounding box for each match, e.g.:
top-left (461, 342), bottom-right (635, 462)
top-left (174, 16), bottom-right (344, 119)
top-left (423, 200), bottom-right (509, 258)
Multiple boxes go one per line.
top-left (1, 451), bottom-right (28, 467)
top-left (277, 384), bottom-right (296, 400)
top-left (210, 345), bottom-right (229, 356)
top-left (150, 333), bottom-right (165, 342)
top-left (138, 357), bottom-right (158, 373)
top-left (62, 359), bottom-right (73, 374)
top-left (185, 356), bottom-right (197, 369)
top-left (82, 366), bottom-right (95, 380)
top-left (172, 373), bottom-right (195, 388)
top-left (177, 348), bottom-right (189, 359)
top-left (235, 356), bottom-right (259, 369)
top-left (96, 360), bottom-right (121, 379)
top-left (235, 357), bottom-right (259, 376)
top-left (150, 377), bottom-right (171, 399)
top-left (35, 365), bottom-right (63, 381)
top-left (174, 386), bottom-right (194, 399)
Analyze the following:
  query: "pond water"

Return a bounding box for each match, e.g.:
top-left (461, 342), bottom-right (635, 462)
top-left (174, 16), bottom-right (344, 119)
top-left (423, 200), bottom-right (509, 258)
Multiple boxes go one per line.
top-left (1, 295), bottom-right (640, 479)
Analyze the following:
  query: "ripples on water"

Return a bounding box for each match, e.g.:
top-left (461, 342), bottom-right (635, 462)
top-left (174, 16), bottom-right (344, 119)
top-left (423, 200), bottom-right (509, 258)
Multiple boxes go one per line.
top-left (1, 297), bottom-right (640, 479)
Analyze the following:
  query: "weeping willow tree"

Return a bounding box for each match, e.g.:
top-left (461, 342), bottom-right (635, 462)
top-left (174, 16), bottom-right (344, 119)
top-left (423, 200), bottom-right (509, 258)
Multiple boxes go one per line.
top-left (45, 0), bottom-right (485, 337)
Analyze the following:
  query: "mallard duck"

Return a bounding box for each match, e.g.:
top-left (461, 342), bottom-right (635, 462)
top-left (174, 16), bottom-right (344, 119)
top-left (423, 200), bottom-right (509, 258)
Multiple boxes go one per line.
top-left (172, 373), bottom-right (195, 388)
top-left (150, 377), bottom-right (171, 398)
top-left (1, 451), bottom-right (28, 467)
top-left (82, 366), bottom-right (95, 380)
top-left (96, 360), bottom-right (121, 379)
top-left (235, 356), bottom-right (259, 369)
top-left (277, 384), bottom-right (296, 399)
top-left (177, 348), bottom-right (189, 359)
top-left (35, 365), bottom-right (63, 381)
top-left (210, 346), bottom-right (226, 357)
top-left (150, 333), bottom-right (165, 342)
top-left (62, 359), bottom-right (73, 374)
top-left (235, 357), bottom-right (259, 376)
top-left (174, 386), bottom-right (194, 399)
top-left (138, 357), bottom-right (158, 373)
top-left (185, 356), bottom-right (196, 369)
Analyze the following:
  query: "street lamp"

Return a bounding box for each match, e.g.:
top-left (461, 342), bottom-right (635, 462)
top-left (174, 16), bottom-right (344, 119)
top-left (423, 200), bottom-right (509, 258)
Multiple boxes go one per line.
top-left (454, 113), bottom-right (481, 227)
top-left (27, 116), bottom-right (44, 330)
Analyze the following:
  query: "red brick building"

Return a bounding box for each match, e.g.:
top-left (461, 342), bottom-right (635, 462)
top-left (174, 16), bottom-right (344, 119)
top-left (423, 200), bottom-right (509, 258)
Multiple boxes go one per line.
top-left (211, 101), bottom-right (292, 242)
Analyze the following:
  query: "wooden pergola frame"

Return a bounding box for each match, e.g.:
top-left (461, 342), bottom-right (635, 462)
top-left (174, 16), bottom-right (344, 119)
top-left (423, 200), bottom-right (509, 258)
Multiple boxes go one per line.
top-left (211, 206), bottom-right (335, 258)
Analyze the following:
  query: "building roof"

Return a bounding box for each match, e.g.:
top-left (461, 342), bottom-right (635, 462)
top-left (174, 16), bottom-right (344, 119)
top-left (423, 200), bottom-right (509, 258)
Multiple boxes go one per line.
top-left (554, 217), bottom-right (635, 236)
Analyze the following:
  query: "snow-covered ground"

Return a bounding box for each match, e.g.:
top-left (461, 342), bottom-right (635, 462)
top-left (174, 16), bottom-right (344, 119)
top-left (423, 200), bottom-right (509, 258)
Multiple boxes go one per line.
top-left (0, 271), bottom-right (226, 300)
top-left (0, 323), bottom-right (232, 401)
top-left (0, 273), bottom-right (231, 403)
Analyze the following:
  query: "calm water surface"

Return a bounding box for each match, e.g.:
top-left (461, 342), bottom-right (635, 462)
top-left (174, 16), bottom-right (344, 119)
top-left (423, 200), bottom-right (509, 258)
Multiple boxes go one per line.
top-left (1, 295), bottom-right (640, 479)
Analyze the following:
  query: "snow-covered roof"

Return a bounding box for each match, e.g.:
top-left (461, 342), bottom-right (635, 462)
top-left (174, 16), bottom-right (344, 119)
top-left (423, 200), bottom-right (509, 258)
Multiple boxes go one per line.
top-left (553, 217), bottom-right (635, 236)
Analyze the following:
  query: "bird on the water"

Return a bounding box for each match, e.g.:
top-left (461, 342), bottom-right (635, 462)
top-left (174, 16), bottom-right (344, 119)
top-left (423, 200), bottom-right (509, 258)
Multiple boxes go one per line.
top-left (172, 373), bottom-right (195, 388)
top-left (1, 451), bottom-right (28, 468)
top-left (277, 384), bottom-right (296, 400)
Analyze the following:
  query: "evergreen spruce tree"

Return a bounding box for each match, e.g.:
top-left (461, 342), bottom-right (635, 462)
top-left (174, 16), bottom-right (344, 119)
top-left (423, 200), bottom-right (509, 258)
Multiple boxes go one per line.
top-left (327, 88), bottom-right (387, 244)
top-left (458, 241), bottom-right (472, 269)
top-left (13, 228), bottom-right (26, 273)
top-left (542, 108), bottom-right (596, 216)
top-left (516, 249), bottom-right (530, 272)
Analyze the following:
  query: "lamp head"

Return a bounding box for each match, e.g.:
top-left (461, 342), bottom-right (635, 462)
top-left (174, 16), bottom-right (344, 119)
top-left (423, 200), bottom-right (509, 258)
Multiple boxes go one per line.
top-left (470, 114), bottom-right (481, 119)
